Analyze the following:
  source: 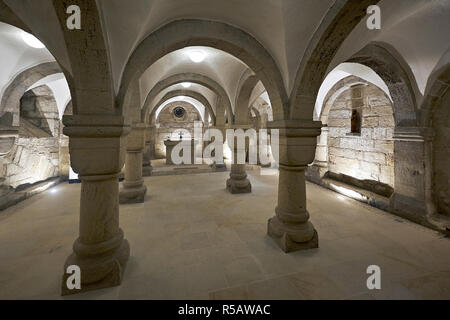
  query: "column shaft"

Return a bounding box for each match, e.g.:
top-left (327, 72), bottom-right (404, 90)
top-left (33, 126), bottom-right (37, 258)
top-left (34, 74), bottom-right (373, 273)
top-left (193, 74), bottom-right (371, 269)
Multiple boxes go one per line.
top-left (226, 130), bottom-right (251, 194)
top-left (142, 125), bottom-right (153, 176)
top-left (61, 114), bottom-right (130, 295)
top-left (267, 120), bottom-right (321, 252)
top-left (120, 124), bottom-right (147, 204)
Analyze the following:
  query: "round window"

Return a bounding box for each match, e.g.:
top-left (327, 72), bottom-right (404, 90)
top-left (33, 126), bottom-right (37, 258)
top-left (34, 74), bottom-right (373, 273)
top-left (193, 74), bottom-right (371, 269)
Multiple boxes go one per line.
top-left (173, 106), bottom-right (185, 118)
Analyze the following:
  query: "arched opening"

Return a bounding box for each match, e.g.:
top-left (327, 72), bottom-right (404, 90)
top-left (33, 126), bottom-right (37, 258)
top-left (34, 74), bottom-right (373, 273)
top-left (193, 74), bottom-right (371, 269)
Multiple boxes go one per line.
top-left (154, 100), bottom-right (203, 160)
top-left (310, 74), bottom-right (396, 207)
top-left (320, 77), bottom-right (395, 202)
top-left (118, 20), bottom-right (287, 122)
top-left (0, 21), bottom-right (71, 210)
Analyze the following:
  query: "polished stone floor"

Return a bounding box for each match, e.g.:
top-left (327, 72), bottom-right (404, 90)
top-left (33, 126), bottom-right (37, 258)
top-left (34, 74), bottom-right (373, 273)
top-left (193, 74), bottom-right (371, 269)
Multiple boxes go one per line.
top-left (0, 171), bottom-right (449, 300)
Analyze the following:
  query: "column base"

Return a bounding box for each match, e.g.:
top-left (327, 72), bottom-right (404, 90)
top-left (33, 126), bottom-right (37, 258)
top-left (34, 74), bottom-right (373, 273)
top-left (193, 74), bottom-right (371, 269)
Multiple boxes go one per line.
top-left (61, 237), bottom-right (130, 296)
top-left (142, 165), bottom-right (152, 177)
top-left (119, 184), bottom-right (147, 204)
top-left (226, 178), bottom-right (251, 194)
top-left (267, 216), bottom-right (318, 253)
top-left (213, 163), bottom-right (227, 171)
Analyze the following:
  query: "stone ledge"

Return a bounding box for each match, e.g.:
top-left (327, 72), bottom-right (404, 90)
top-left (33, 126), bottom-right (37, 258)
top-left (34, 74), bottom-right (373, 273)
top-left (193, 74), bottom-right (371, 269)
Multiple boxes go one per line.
top-left (307, 175), bottom-right (390, 212)
top-left (0, 177), bottom-right (61, 211)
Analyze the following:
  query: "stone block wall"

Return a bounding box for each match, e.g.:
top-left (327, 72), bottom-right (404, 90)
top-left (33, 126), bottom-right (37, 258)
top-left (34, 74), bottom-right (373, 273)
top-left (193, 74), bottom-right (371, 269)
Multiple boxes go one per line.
top-left (432, 89), bottom-right (450, 216)
top-left (327, 83), bottom-right (395, 188)
top-left (154, 101), bottom-right (202, 159)
top-left (0, 136), bottom-right (60, 189)
top-left (20, 87), bottom-right (60, 137)
top-left (0, 85), bottom-right (62, 195)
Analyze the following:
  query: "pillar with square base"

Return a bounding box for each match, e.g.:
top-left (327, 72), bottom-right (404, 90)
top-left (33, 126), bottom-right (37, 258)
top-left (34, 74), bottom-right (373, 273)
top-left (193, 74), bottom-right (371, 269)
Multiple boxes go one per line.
top-left (267, 120), bottom-right (322, 253)
top-left (61, 115), bottom-right (130, 295)
top-left (120, 123), bottom-right (147, 204)
top-left (142, 125), bottom-right (153, 177)
top-left (227, 163), bottom-right (252, 194)
top-left (226, 127), bottom-right (252, 194)
top-left (207, 125), bottom-right (226, 170)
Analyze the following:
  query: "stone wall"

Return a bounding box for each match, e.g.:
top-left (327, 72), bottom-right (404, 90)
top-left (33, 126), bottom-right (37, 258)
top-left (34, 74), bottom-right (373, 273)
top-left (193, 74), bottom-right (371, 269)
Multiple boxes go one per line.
top-left (0, 86), bottom-right (61, 194)
top-left (432, 89), bottom-right (450, 216)
top-left (327, 83), bottom-right (395, 188)
top-left (0, 137), bottom-right (60, 189)
top-left (154, 101), bottom-right (201, 159)
top-left (20, 87), bottom-right (59, 137)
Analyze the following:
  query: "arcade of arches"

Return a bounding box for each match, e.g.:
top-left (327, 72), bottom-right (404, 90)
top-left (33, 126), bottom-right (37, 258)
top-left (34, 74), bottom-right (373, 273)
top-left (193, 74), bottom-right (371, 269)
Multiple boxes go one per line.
top-left (0, 1), bottom-right (449, 299)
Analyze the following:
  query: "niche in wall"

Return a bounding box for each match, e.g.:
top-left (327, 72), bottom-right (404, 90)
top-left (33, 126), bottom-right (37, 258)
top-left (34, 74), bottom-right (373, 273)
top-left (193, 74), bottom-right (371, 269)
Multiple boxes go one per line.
top-left (325, 80), bottom-right (395, 194)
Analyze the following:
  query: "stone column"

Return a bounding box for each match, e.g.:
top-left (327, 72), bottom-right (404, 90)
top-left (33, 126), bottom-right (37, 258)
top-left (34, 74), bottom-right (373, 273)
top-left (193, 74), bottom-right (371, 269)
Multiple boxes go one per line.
top-left (390, 127), bottom-right (434, 225)
top-left (61, 115), bottom-right (130, 295)
top-left (211, 125), bottom-right (226, 170)
top-left (226, 143), bottom-right (252, 194)
top-left (267, 120), bottom-right (322, 252)
top-left (119, 123), bottom-right (147, 204)
top-left (226, 125), bottom-right (251, 194)
top-left (142, 125), bottom-right (153, 176)
top-left (306, 126), bottom-right (329, 184)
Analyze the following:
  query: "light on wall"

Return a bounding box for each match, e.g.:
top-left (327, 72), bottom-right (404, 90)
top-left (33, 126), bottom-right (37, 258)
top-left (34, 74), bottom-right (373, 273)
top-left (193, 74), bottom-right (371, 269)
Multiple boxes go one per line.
top-left (21, 32), bottom-right (45, 48)
top-left (188, 50), bottom-right (206, 63)
top-left (182, 82), bottom-right (192, 88)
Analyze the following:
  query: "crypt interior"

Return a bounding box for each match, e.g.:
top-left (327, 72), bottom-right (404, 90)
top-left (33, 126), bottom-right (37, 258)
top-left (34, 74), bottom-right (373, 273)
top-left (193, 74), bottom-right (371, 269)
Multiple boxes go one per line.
top-left (0, 0), bottom-right (449, 300)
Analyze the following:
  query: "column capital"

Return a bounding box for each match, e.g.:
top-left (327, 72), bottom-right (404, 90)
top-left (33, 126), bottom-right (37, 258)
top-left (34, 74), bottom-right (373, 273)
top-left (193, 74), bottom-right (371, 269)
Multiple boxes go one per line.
top-left (0, 126), bottom-right (19, 155)
top-left (62, 114), bottom-right (129, 176)
top-left (268, 120), bottom-right (322, 167)
top-left (393, 126), bottom-right (434, 142)
top-left (126, 123), bottom-right (146, 152)
top-left (268, 119), bottom-right (322, 133)
top-left (227, 124), bottom-right (253, 130)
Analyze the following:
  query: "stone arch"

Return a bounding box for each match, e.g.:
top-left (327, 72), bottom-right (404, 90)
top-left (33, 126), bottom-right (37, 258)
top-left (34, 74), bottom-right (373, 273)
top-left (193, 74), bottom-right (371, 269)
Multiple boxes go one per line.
top-left (51, 1), bottom-right (115, 116)
top-left (1, 84), bottom-right (62, 189)
top-left (153, 98), bottom-right (206, 125)
top-left (19, 84), bottom-right (60, 138)
top-left (153, 100), bottom-right (202, 158)
top-left (155, 101), bottom-right (202, 124)
top-left (318, 76), bottom-right (369, 124)
top-left (0, 62), bottom-right (61, 127)
top-left (0, 3), bottom-right (111, 116)
top-left (322, 76), bottom-right (395, 186)
top-left (0, 1), bottom-right (31, 33)
top-left (249, 106), bottom-right (262, 130)
top-left (421, 63), bottom-right (450, 218)
top-left (118, 19), bottom-right (288, 121)
top-left (421, 62), bottom-right (450, 127)
top-left (235, 74), bottom-right (259, 125)
top-left (289, 0), bottom-right (380, 120)
top-left (63, 100), bottom-right (73, 117)
top-left (251, 95), bottom-right (273, 124)
top-left (142, 73), bottom-right (232, 125)
top-left (149, 90), bottom-right (216, 126)
top-left (346, 42), bottom-right (418, 127)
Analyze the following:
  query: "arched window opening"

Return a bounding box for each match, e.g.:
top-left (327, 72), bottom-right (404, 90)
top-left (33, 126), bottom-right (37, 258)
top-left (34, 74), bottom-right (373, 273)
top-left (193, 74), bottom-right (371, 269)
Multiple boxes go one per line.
top-left (350, 85), bottom-right (363, 135)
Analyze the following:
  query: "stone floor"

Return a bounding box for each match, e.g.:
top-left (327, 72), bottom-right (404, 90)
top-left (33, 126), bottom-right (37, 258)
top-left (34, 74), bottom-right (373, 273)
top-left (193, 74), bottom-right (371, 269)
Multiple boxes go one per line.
top-left (0, 171), bottom-right (449, 300)
top-left (151, 158), bottom-right (217, 176)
